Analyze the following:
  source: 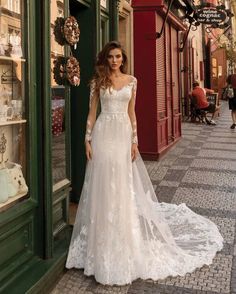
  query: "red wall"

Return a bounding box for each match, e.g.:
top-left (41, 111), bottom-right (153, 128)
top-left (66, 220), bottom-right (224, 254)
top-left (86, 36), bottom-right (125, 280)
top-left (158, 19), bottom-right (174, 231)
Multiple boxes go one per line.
top-left (132, 1), bottom-right (182, 159)
top-left (133, 10), bottom-right (158, 156)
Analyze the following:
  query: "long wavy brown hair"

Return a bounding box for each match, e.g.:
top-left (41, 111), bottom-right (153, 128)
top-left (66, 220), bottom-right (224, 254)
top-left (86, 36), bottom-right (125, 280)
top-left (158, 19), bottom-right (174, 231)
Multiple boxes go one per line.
top-left (91, 41), bottom-right (128, 94)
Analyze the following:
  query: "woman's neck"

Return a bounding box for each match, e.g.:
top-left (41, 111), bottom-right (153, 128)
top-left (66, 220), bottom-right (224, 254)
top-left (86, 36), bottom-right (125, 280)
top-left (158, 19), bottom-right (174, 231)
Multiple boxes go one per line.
top-left (110, 69), bottom-right (123, 78)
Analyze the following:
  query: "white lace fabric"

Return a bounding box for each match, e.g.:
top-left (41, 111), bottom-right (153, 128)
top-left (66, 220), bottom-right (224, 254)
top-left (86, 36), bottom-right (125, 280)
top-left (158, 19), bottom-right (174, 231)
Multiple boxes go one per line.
top-left (66, 76), bottom-right (223, 285)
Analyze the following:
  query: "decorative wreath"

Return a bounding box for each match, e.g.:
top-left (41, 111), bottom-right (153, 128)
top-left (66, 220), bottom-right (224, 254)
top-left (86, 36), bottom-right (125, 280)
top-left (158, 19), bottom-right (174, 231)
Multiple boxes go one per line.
top-left (53, 17), bottom-right (66, 46)
top-left (53, 56), bottom-right (67, 85)
top-left (64, 16), bottom-right (80, 47)
top-left (53, 56), bottom-right (80, 86)
top-left (53, 16), bottom-right (80, 47)
top-left (66, 56), bottom-right (80, 86)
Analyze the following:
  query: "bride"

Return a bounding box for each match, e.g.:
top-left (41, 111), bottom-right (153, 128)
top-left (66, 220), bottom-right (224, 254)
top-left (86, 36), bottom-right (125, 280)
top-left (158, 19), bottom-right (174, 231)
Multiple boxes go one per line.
top-left (66, 41), bottom-right (223, 285)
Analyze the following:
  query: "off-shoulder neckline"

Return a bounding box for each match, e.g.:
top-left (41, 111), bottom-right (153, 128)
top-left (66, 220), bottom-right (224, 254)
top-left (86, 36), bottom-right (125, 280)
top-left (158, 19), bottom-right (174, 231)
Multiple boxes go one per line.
top-left (111, 76), bottom-right (136, 92)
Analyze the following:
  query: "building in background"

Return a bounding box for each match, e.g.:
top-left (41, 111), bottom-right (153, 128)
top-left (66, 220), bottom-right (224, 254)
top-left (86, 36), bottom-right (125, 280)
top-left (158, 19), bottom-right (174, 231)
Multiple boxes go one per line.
top-left (181, 15), bottom-right (205, 117)
top-left (227, 0), bottom-right (236, 74)
top-left (179, 0), bottom-right (234, 115)
top-left (204, 0), bottom-right (232, 97)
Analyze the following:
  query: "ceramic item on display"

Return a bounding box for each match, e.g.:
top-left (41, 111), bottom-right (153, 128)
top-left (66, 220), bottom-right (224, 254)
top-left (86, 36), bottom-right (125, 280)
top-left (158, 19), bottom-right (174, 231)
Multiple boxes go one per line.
top-left (0, 169), bottom-right (10, 203)
top-left (4, 43), bottom-right (13, 57)
top-left (1, 33), bottom-right (8, 54)
top-left (0, 44), bottom-right (4, 56)
top-left (5, 169), bottom-right (18, 197)
top-left (0, 105), bottom-right (13, 122)
top-left (10, 34), bottom-right (23, 58)
top-left (1, 87), bottom-right (12, 103)
top-left (0, 166), bottom-right (19, 202)
top-left (7, 162), bottom-right (28, 194)
top-left (11, 100), bottom-right (23, 119)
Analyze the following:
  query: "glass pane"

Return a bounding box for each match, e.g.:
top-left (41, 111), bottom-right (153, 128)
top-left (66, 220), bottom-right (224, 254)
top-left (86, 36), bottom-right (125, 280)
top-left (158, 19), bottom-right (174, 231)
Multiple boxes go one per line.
top-left (0, 0), bottom-right (28, 211)
top-left (100, 18), bottom-right (108, 49)
top-left (50, 0), bottom-right (67, 185)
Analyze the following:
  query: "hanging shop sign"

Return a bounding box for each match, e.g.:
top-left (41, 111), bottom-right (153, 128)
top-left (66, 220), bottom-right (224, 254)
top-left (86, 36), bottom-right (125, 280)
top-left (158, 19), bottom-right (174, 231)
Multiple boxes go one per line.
top-left (196, 7), bottom-right (226, 24)
top-left (179, 4), bottom-right (233, 51)
top-left (194, 5), bottom-right (234, 29)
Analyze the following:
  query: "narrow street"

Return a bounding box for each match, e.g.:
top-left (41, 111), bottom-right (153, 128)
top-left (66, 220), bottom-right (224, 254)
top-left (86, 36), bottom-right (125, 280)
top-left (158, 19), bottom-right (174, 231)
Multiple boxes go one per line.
top-left (51, 101), bottom-right (236, 294)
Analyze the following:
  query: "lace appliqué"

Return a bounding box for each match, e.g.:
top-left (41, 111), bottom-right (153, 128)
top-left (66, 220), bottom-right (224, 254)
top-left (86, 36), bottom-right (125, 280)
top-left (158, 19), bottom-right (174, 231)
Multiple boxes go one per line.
top-left (131, 77), bottom-right (138, 145)
top-left (85, 82), bottom-right (96, 142)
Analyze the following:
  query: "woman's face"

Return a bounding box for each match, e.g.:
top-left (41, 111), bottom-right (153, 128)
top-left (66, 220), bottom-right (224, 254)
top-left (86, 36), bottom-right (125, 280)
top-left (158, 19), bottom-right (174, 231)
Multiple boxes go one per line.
top-left (107, 48), bottom-right (123, 71)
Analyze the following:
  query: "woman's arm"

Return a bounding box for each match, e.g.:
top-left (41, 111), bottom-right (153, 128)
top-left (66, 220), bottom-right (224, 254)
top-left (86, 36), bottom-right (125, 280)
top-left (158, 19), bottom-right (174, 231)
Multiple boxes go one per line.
top-left (128, 94), bottom-right (138, 145)
top-left (128, 78), bottom-right (138, 161)
top-left (85, 83), bottom-right (99, 160)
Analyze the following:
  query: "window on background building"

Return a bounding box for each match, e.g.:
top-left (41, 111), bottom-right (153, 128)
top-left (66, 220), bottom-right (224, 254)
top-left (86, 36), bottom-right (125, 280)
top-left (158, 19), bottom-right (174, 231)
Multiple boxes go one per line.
top-left (7, 0), bottom-right (13, 11)
top-left (14, 0), bottom-right (20, 13)
top-left (212, 58), bottom-right (218, 78)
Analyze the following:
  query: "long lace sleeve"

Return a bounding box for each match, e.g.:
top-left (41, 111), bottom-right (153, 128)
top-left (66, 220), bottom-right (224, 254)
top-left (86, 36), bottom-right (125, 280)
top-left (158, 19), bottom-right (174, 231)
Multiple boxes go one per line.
top-left (128, 77), bottom-right (138, 145)
top-left (85, 82), bottom-right (99, 143)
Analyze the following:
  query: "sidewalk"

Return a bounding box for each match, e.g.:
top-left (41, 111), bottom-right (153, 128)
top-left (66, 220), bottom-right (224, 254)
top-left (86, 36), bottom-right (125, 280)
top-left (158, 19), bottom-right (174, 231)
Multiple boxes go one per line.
top-left (51, 101), bottom-right (236, 294)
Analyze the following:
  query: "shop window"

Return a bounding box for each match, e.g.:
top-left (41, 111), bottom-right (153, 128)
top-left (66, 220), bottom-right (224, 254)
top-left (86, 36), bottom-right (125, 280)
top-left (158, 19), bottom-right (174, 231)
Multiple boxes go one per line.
top-left (212, 58), bottom-right (217, 78)
top-left (218, 65), bottom-right (222, 78)
top-left (50, 0), bottom-right (67, 185)
top-left (0, 0), bottom-right (28, 211)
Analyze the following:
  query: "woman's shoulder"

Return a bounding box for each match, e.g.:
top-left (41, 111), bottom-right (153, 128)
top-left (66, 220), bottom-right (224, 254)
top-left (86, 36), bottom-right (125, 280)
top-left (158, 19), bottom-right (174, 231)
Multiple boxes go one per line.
top-left (126, 75), bottom-right (137, 84)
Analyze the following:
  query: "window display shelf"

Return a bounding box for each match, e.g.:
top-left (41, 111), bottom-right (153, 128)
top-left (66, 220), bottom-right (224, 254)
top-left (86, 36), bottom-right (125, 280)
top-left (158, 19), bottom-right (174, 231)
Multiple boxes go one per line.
top-left (0, 119), bottom-right (27, 127)
top-left (0, 56), bottom-right (26, 62)
top-left (0, 191), bottom-right (28, 212)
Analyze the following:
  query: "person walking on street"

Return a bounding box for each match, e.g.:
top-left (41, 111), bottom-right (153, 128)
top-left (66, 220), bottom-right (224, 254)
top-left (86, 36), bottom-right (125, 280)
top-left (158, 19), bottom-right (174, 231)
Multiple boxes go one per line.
top-left (226, 74), bottom-right (236, 129)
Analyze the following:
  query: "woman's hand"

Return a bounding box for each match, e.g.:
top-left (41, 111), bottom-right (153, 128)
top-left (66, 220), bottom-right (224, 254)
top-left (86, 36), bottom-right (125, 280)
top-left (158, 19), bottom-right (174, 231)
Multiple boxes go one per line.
top-left (85, 141), bottom-right (93, 160)
top-left (131, 143), bottom-right (138, 162)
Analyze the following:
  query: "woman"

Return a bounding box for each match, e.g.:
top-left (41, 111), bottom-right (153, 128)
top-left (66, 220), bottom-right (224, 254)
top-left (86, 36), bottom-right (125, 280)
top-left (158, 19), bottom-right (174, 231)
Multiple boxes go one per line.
top-left (226, 74), bottom-right (236, 129)
top-left (66, 41), bottom-right (223, 285)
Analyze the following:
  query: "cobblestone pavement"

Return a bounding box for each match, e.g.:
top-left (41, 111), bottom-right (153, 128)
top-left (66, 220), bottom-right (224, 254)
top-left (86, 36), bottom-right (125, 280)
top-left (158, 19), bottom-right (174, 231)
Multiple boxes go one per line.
top-left (51, 102), bottom-right (236, 294)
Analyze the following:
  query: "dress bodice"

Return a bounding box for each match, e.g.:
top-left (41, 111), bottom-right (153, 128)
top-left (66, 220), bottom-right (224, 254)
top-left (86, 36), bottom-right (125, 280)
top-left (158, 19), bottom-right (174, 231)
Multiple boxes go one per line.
top-left (99, 77), bottom-right (137, 114)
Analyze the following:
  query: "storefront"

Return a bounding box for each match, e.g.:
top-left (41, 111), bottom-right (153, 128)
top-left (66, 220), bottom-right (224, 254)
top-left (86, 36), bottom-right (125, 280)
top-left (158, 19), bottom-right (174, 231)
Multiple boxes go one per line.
top-left (132, 0), bottom-right (185, 159)
top-left (0, 0), bottom-right (119, 293)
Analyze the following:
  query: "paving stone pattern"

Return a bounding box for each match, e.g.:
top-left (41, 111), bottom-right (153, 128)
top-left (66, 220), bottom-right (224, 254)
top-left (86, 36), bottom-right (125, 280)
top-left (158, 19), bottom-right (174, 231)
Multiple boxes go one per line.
top-left (50, 102), bottom-right (236, 293)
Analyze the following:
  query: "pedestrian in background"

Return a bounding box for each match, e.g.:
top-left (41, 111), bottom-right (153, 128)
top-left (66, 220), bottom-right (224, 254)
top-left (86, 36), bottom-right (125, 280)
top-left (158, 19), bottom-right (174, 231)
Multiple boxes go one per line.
top-left (226, 74), bottom-right (236, 129)
top-left (191, 80), bottom-right (220, 125)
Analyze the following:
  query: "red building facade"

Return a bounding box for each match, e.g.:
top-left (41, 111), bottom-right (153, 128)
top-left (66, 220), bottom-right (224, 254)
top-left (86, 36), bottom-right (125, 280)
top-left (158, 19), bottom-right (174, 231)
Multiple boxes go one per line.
top-left (132, 0), bottom-right (185, 159)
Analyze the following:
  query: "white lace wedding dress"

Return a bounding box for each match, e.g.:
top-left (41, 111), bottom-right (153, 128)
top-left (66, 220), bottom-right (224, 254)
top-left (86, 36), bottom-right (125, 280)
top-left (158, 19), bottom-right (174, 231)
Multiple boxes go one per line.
top-left (66, 76), bottom-right (223, 285)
